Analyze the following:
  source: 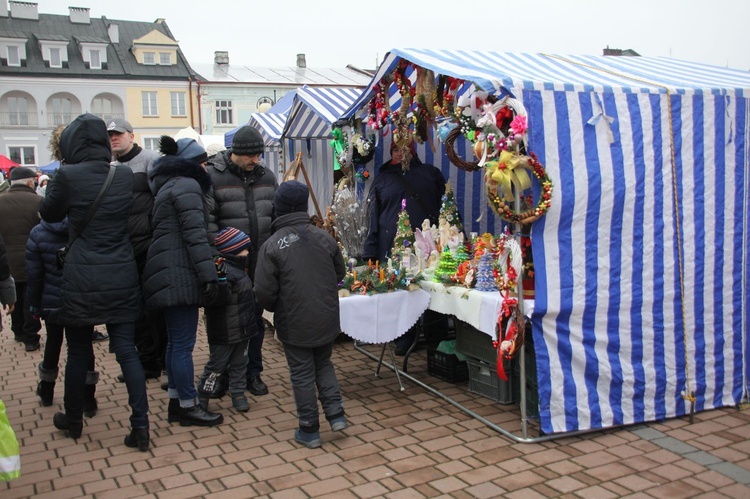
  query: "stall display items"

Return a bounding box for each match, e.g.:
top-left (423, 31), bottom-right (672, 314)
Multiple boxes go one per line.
top-left (338, 260), bottom-right (420, 296)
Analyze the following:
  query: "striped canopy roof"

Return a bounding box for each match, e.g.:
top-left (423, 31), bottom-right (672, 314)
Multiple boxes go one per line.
top-left (342, 49), bottom-right (750, 120)
top-left (283, 86), bottom-right (363, 139)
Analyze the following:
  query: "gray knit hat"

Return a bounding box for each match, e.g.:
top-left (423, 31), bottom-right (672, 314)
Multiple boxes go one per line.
top-left (231, 126), bottom-right (264, 156)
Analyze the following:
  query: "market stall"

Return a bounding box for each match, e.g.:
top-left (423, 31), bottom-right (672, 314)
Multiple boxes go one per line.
top-left (335, 49), bottom-right (750, 436)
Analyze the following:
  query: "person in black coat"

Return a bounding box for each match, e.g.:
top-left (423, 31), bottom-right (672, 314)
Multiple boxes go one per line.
top-left (144, 136), bottom-right (223, 428)
top-left (0, 233), bottom-right (16, 327)
top-left (254, 181), bottom-right (348, 449)
top-left (362, 142), bottom-right (448, 355)
top-left (26, 218), bottom-right (97, 410)
top-left (40, 113), bottom-right (148, 450)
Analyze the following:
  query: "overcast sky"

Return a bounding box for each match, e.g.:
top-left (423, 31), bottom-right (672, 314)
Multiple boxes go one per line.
top-left (38, 0), bottom-right (749, 71)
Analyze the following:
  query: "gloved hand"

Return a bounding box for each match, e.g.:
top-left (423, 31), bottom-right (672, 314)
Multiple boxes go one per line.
top-left (202, 282), bottom-right (219, 306)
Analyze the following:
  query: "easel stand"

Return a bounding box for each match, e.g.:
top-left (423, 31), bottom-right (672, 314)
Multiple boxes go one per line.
top-left (284, 152), bottom-right (323, 220)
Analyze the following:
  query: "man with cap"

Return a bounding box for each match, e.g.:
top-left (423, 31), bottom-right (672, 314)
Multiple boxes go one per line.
top-left (206, 125), bottom-right (277, 396)
top-left (254, 180), bottom-right (348, 449)
top-left (108, 117), bottom-right (164, 380)
top-left (0, 167), bottom-right (42, 350)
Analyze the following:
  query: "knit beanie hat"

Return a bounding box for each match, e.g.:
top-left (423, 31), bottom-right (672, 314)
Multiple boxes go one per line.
top-left (274, 180), bottom-right (309, 216)
top-left (215, 227), bottom-right (252, 255)
top-left (159, 136), bottom-right (208, 164)
top-left (231, 126), bottom-right (264, 156)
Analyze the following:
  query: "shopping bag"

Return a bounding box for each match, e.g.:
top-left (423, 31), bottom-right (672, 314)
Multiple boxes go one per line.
top-left (0, 399), bottom-right (20, 481)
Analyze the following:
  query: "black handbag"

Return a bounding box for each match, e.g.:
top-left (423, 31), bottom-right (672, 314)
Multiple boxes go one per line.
top-left (56, 165), bottom-right (116, 269)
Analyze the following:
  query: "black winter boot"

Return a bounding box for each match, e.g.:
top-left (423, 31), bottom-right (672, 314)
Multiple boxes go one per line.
top-left (179, 405), bottom-right (224, 427)
top-left (37, 363), bottom-right (58, 407)
top-left (53, 412), bottom-right (83, 439)
top-left (167, 398), bottom-right (180, 423)
top-left (124, 427), bottom-right (150, 452)
top-left (83, 371), bottom-right (99, 418)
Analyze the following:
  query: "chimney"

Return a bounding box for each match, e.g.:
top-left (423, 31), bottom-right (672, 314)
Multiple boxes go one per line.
top-left (0, 0), bottom-right (8, 18)
top-left (69, 6), bottom-right (90, 24)
top-left (107, 23), bottom-right (119, 44)
top-left (9, 1), bottom-right (38, 20)
top-left (296, 53), bottom-right (306, 68)
top-left (214, 51), bottom-right (229, 65)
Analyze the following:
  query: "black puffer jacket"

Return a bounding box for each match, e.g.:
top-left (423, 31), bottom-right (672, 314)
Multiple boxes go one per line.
top-left (25, 219), bottom-right (67, 322)
top-left (40, 113), bottom-right (141, 327)
top-left (254, 212), bottom-right (346, 348)
top-left (143, 155), bottom-right (217, 310)
top-left (206, 150), bottom-right (277, 274)
top-left (204, 255), bottom-right (258, 345)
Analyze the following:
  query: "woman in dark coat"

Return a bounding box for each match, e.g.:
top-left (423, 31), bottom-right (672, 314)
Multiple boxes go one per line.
top-left (40, 114), bottom-right (148, 450)
top-left (143, 136), bottom-right (223, 427)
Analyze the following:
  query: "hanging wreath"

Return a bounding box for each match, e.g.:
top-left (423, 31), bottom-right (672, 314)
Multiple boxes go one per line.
top-left (444, 127), bottom-right (480, 172)
top-left (486, 152), bottom-right (553, 224)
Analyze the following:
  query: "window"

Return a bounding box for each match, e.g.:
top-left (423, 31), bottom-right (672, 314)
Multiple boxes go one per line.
top-left (141, 91), bottom-right (158, 116)
top-left (7, 45), bottom-right (20, 66)
top-left (49, 48), bottom-right (61, 68)
top-left (92, 97), bottom-right (115, 120)
top-left (142, 137), bottom-right (160, 151)
top-left (89, 49), bottom-right (101, 69)
top-left (8, 146), bottom-right (35, 166)
top-left (215, 100), bottom-right (233, 125)
top-left (8, 96), bottom-right (29, 125)
top-left (51, 97), bottom-right (72, 125)
top-left (159, 52), bottom-right (171, 65)
top-left (143, 52), bottom-right (155, 65)
top-left (170, 92), bottom-right (186, 117)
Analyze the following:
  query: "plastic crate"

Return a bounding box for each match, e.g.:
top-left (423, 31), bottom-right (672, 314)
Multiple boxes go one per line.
top-left (427, 346), bottom-right (469, 383)
top-left (455, 320), bottom-right (497, 364)
top-left (466, 358), bottom-right (515, 404)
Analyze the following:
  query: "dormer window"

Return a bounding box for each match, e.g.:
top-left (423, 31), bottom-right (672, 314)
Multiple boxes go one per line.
top-left (49, 48), bottom-right (61, 68)
top-left (89, 49), bottom-right (101, 69)
top-left (7, 45), bottom-right (19, 66)
top-left (143, 52), bottom-right (155, 65)
top-left (159, 52), bottom-right (171, 65)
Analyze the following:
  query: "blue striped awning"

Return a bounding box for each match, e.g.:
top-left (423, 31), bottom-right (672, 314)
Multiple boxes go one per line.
top-left (283, 87), bottom-right (363, 139)
top-left (248, 112), bottom-right (287, 146)
top-left (342, 49), bottom-right (750, 120)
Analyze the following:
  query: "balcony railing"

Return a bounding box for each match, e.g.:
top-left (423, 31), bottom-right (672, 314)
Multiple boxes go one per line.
top-left (92, 113), bottom-right (124, 122)
top-left (49, 113), bottom-right (74, 126)
top-left (0, 112), bottom-right (38, 127)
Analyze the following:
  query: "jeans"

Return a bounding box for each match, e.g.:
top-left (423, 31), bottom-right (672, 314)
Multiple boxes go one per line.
top-left (246, 302), bottom-right (265, 378)
top-left (108, 322), bottom-right (149, 428)
top-left (63, 326), bottom-right (94, 423)
top-left (164, 305), bottom-right (199, 407)
top-left (10, 281), bottom-right (41, 345)
top-left (43, 320), bottom-right (93, 372)
top-left (283, 341), bottom-right (344, 432)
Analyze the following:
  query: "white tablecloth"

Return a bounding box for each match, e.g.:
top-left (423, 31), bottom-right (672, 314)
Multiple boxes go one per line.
top-left (339, 289), bottom-right (431, 344)
top-left (419, 281), bottom-right (534, 338)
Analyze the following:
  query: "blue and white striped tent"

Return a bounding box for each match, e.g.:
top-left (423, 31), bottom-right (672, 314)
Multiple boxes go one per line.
top-left (341, 49), bottom-right (750, 435)
top-left (278, 87), bottom-right (366, 211)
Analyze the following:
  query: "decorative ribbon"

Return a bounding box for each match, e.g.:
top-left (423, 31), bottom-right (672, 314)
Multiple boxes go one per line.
top-left (486, 150), bottom-right (532, 201)
top-left (587, 93), bottom-right (615, 144)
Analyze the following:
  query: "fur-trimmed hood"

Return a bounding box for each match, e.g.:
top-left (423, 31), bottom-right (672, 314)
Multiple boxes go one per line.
top-left (149, 155), bottom-right (212, 194)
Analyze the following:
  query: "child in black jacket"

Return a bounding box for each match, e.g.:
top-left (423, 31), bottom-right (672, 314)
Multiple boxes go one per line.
top-left (198, 227), bottom-right (258, 413)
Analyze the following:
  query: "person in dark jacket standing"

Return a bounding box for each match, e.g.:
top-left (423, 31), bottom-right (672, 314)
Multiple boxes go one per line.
top-left (144, 136), bottom-right (223, 428)
top-left (206, 126), bottom-right (277, 397)
top-left (40, 113), bottom-right (148, 450)
top-left (198, 226), bottom-right (258, 413)
top-left (362, 141), bottom-right (447, 355)
top-left (0, 234), bottom-right (16, 326)
top-left (254, 181), bottom-right (348, 449)
top-left (0, 167), bottom-right (42, 350)
top-left (108, 118), bottom-right (164, 379)
top-left (26, 218), bottom-right (98, 412)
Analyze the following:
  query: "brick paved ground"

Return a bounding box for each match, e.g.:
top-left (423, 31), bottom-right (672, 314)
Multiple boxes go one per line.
top-left (1, 312), bottom-right (749, 498)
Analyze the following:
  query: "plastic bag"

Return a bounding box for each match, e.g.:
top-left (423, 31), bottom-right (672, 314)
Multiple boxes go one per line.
top-left (0, 399), bottom-right (20, 481)
top-left (435, 339), bottom-right (467, 362)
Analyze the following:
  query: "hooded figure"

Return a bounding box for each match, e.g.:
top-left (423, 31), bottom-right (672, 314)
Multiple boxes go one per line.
top-left (39, 113), bottom-right (149, 448)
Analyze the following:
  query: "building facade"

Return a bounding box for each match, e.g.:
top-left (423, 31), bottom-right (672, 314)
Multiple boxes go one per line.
top-left (0, 2), bottom-right (199, 167)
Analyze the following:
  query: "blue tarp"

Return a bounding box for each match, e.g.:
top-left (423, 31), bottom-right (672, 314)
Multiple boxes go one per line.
top-left (39, 160), bottom-right (60, 174)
